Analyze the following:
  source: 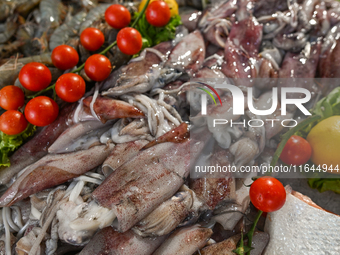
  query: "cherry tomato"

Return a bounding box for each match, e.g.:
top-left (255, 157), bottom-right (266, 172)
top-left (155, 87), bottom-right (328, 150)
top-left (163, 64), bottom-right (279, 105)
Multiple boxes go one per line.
top-left (80, 28), bottom-right (105, 51)
top-left (0, 110), bottom-right (28, 135)
top-left (117, 27), bottom-right (143, 55)
top-left (51, 45), bottom-right (79, 70)
top-left (105, 4), bottom-right (131, 29)
top-left (280, 135), bottom-right (312, 166)
top-left (25, 96), bottom-right (59, 127)
top-left (146, 0), bottom-right (171, 27)
top-left (19, 62), bottom-right (52, 92)
top-left (249, 177), bottom-right (286, 213)
top-left (0, 86), bottom-right (25, 110)
top-left (56, 73), bottom-right (86, 103)
top-left (84, 54), bottom-right (112, 81)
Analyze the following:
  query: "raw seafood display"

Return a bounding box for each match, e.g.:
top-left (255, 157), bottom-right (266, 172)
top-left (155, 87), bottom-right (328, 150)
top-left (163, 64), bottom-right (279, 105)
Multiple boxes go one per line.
top-left (0, 0), bottom-right (339, 254)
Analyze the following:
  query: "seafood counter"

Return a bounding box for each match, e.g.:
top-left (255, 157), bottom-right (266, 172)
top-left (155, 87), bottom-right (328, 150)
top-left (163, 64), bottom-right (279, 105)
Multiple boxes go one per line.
top-left (0, 0), bottom-right (340, 254)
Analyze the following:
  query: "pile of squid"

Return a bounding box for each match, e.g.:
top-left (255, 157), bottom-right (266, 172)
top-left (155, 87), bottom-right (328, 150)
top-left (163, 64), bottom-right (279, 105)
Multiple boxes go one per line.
top-left (1, 0), bottom-right (340, 254)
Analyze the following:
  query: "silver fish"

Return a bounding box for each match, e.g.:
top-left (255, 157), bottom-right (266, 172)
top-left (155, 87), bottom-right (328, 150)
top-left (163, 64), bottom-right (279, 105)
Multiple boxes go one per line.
top-left (264, 188), bottom-right (340, 255)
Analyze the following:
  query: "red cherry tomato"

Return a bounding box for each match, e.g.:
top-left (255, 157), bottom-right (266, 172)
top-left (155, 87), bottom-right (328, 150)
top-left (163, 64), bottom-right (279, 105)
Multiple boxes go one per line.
top-left (0, 110), bottom-right (28, 135)
top-left (105, 4), bottom-right (131, 29)
top-left (52, 45), bottom-right (79, 70)
top-left (24, 96), bottom-right (59, 127)
top-left (117, 27), bottom-right (142, 55)
top-left (0, 86), bottom-right (25, 110)
top-left (80, 28), bottom-right (105, 51)
top-left (280, 135), bottom-right (312, 166)
top-left (146, 0), bottom-right (171, 27)
top-left (56, 73), bottom-right (86, 103)
top-left (249, 177), bottom-right (286, 213)
top-left (84, 54), bottom-right (112, 81)
top-left (19, 62), bottom-right (52, 92)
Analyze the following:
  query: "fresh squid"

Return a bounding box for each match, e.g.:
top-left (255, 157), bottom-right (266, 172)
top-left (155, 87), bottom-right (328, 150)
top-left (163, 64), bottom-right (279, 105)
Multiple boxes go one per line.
top-left (213, 177), bottom-right (255, 231)
top-left (101, 42), bottom-right (176, 95)
top-left (318, 23), bottom-right (340, 93)
top-left (152, 224), bottom-right (213, 255)
top-left (101, 140), bottom-right (149, 177)
top-left (0, 144), bottom-right (115, 206)
top-left (201, 18), bottom-right (232, 48)
top-left (180, 10), bottom-right (201, 32)
top-left (236, 0), bottom-right (255, 21)
top-left (142, 122), bottom-right (188, 149)
top-left (190, 147), bottom-right (235, 209)
top-left (108, 30), bottom-right (204, 93)
top-left (229, 124), bottom-right (265, 168)
top-left (47, 120), bottom-right (113, 154)
top-left (79, 227), bottom-right (166, 255)
top-left (221, 16), bottom-right (263, 87)
top-left (228, 16), bottom-right (263, 56)
top-left (82, 96), bottom-right (145, 123)
top-left (60, 129), bottom-right (209, 242)
top-left (165, 30), bottom-right (206, 76)
top-left (91, 137), bottom-right (205, 232)
top-left (222, 39), bottom-right (258, 87)
top-left (132, 144), bottom-right (236, 238)
top-left (132, 187), bottom-right (195, 237)
top-left (102, 30), bottom-right (206, 96)
top-left (279, 41), bottom-right (321, 79)
top-left (253, 0), bottom-right (288, 18)
top-left (198, 0), bottom-right (237, 47)
top-left (198, 234), bottom-right (240, 255)
top-left (118, 93), bottom-right (183, 138)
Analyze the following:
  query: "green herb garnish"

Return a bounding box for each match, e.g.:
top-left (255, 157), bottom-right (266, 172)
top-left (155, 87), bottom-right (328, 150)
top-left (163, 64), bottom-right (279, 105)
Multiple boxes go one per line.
top-left (308, 178), bottom-right (340, 194)
top-left (0, 124), bottom-right (36, 167)
top-left (132, 13), bottom-right (182, 49)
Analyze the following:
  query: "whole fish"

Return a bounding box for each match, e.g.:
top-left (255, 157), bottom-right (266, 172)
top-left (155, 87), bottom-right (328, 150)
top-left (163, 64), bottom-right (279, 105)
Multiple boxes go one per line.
top-left (264, 188), bottom-right (340, 255)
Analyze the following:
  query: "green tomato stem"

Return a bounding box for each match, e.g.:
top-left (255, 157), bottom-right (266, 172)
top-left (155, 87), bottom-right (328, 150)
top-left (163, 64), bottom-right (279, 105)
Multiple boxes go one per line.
top-left (131, 0), bottom-right (150, 28)
top-left (27, 1), bottom-right (149, 99)
top-left (71, 62), bottom-right (85, 74)
top-left (269, 114), bottom-right (322, 169)
top-left (246, 210), bottom-right (263, 255)
top-left (26, 84), bottom-right (55, 99)
top-left (99, 41), bottom-right (117, 55)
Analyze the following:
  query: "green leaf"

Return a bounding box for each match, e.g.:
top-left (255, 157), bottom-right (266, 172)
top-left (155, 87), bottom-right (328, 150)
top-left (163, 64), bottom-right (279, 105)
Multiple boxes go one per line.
top-left (308, 178), bottom-right (340, 194)
top-left (296, 87), bottom-right (340, 138)
top-left (0, 124), bottom-right (36, 167)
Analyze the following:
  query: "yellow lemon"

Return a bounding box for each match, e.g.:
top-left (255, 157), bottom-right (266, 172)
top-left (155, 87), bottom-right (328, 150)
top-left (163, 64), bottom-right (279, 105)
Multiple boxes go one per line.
top-left (139, 0), bottom-right (179, 17)
top-left (307, 116), bottom-right (340, 173)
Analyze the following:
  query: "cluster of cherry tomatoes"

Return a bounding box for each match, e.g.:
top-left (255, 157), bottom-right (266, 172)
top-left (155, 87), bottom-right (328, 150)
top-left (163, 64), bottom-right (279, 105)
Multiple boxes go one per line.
top-left (0, 1), bottom-right (172, 136)
top-left (0, 62), bottom-right (61, 135)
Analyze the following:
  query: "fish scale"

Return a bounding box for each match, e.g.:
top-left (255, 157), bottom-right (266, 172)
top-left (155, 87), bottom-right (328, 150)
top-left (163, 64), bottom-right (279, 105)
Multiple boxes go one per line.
top-left (264, 192), bottom-right (340, 255)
